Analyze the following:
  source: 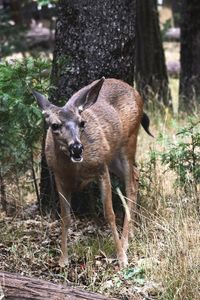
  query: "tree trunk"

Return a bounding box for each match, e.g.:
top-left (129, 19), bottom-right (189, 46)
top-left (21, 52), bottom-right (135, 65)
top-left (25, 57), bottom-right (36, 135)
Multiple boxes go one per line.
top-left (171, 0), bottom-right (181, 26)
top-left (179, 0), bottom-right (200, 110)
top-left (39, 0), bottom-right (136, 213)
top-left (0, 272), bottom-right (118, 300)
top-left (0, 172), bottom-right (7, 214)
top-left (10, 0), bottom-right (22, 25)
top-left (39, 131), bottom-right (59, 215)
top-left (50, 0), bottom-right (136, 101)
top-left (136, 0), bottom-right (171, 106)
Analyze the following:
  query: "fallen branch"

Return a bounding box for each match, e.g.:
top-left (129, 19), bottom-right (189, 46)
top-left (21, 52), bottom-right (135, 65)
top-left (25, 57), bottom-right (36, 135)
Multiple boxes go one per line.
top-left (0, 272), bottom-right (118, 300)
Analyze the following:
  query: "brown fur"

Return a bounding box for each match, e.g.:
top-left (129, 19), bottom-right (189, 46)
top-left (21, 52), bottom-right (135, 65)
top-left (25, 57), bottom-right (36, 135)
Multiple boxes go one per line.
top-left (34, 78), bottom-right (144, 268)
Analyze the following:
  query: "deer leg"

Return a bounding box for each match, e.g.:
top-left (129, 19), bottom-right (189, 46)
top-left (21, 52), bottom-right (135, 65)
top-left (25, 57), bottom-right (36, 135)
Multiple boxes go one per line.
top-left (121, 163), bottom-right (139, 252)
top-left (100, 165), bottom-right (128, 268)
top-left (55, 179), bottom-right (71, 267)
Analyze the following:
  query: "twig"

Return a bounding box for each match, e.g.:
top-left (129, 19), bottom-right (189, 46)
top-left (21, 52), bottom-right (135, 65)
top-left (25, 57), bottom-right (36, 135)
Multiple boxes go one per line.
top-left (116, 187), bottom-right (131, 222)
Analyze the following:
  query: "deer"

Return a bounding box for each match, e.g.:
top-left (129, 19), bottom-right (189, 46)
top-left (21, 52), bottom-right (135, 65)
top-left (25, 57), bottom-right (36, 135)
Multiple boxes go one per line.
top-left (33, 77), bottom-right (152, 268)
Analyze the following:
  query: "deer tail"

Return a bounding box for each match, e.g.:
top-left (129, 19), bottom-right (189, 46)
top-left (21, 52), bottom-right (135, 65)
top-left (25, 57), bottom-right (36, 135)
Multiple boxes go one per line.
top-left (141, 112), bottom-right (154, 137)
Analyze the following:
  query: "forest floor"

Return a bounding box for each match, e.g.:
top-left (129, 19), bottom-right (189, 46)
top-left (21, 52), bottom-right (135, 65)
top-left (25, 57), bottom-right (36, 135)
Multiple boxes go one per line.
top-left (1, 42), bottom-right (200, 300)
top-left (1, 112), bottom-right (199, 300)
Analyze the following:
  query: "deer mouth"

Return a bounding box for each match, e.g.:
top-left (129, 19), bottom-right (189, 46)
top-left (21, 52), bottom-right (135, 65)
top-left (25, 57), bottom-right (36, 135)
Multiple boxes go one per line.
top-left (70, 153), bottom-right (83, 163)
top-left (68, 142), bottom-right (84, 163)
top-left (71, 157), bottom-right (83, 163)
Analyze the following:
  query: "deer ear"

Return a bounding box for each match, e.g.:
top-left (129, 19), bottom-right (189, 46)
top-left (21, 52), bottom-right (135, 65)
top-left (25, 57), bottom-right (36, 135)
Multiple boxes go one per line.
top-left (74, 77), bottom-right (105, 111)
top-left (32, 91), bottom-right (51, 111)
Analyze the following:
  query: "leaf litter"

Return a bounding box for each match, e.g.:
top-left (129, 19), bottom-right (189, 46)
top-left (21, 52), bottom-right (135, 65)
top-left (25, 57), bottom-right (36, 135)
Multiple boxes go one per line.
top-left (0, 212), bottom-right (161, 299)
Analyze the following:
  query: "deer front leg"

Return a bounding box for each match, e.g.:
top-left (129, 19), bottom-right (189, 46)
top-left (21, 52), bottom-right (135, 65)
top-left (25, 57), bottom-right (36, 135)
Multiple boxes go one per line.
top-left (55, 179), bottom-right (71, 267)
top-left (59, 193), bottom-right (71, 267)
top-left (100, 165), bottom-right (128, 268)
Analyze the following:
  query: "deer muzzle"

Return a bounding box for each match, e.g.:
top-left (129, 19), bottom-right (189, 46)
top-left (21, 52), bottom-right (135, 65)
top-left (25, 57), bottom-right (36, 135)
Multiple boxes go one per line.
top-left (68, 142), bottom-right (84, 163)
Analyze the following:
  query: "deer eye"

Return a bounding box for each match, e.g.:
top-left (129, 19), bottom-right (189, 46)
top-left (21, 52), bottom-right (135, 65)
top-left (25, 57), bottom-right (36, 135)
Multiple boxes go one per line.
top-left (79, 120), bottom-right (85, 128)
top-left (51, 123), bottom-right (61, 131)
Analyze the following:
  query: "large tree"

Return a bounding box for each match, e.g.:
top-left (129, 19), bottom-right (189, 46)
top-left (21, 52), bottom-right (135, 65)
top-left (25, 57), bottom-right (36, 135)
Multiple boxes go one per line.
top-left (179, 0), bottom-right (200, 109)
top-left (136, 0), bottom-right (171, 106)
top-left (39, 0), bottom-right (136, 214)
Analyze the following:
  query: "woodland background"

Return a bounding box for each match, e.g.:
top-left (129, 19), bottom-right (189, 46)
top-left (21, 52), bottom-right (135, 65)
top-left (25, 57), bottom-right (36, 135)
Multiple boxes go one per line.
top-left (0, 1), bottom-right (199, 300)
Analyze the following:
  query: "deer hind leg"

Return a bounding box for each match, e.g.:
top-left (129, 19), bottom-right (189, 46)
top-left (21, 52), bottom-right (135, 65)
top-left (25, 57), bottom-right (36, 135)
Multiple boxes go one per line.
top-left (121, 161), bottom-right (139, 252)
top-left (119, 131), bottom-right (140, 252)
top-left (55, 178), bottom-right (71, 267)
top-left (110, 150), bottom-right (138, 252)
top-left (100, 165), bottom-right (128, 268)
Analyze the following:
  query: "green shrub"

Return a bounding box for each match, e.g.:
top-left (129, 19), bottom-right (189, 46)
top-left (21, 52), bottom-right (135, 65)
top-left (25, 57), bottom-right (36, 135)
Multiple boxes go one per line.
top-left (0, 57), bottom-right (51, 178)
top-left (160, 119), bottom-right (200, 190)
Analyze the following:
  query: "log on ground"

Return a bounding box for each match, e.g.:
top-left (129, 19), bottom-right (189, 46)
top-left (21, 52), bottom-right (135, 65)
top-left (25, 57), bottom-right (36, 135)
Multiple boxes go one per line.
top-left (0, 272), bottom-right (118, 300)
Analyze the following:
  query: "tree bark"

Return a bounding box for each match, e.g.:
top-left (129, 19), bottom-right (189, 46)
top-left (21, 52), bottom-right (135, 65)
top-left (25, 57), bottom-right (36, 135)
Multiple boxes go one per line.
top-left (0, 172), bottom-right (7, 214)
top-left (179, 0), bottom-right (200, 110)
top-left (50, 0), bottom-right (136, 101)
top-left (40, 0), bottom-right (136, 213)
top-left (136, 0), bottom-right (171, 106)
top-left (0, 272), bottom-right (118, 300)
top-left (9, 0), bottom-right (22, 25)
top-left (39, 131), bottom-right (59, 215)
top-left (171, 0), bottom-right (181, 26)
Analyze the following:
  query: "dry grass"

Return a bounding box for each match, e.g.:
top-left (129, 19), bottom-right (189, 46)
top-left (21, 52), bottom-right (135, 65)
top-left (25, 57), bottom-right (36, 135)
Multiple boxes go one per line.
top-left (0, 109), bottom-right (200, 300)
top-left (135, 180), bottom-right (199, 299)
top-left (135, 110), bottom-right (200, 300)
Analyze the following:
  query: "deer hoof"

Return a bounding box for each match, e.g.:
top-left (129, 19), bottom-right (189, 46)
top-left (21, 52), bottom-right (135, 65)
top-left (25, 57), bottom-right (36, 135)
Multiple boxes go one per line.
top-left (118, 251), bottom-right (128, 269)
top-left (59, 255), bottom-right (69, 268)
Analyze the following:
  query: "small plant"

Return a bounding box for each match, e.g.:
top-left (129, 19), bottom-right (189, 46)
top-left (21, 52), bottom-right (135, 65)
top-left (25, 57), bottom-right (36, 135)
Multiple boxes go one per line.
top-left (115, 267), bottom-right (146, 286)
top-left (160, 119), bottom-right (200, 192)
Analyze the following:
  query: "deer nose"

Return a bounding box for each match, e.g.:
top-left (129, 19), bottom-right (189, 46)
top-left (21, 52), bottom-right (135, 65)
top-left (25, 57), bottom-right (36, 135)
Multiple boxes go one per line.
top-left (68, 142), bottom-right (84, 162)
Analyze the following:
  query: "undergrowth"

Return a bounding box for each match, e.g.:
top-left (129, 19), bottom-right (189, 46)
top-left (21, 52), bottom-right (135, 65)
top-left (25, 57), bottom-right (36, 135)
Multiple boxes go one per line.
top-left (137, 112), bottom-right (200, 300)
top-left (0, 80), bottom-right (200, 299)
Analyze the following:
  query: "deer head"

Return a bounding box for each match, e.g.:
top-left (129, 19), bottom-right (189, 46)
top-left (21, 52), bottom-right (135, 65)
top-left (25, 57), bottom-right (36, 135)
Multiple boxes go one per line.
top-left (33, 77), bottom-right (105, 162)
